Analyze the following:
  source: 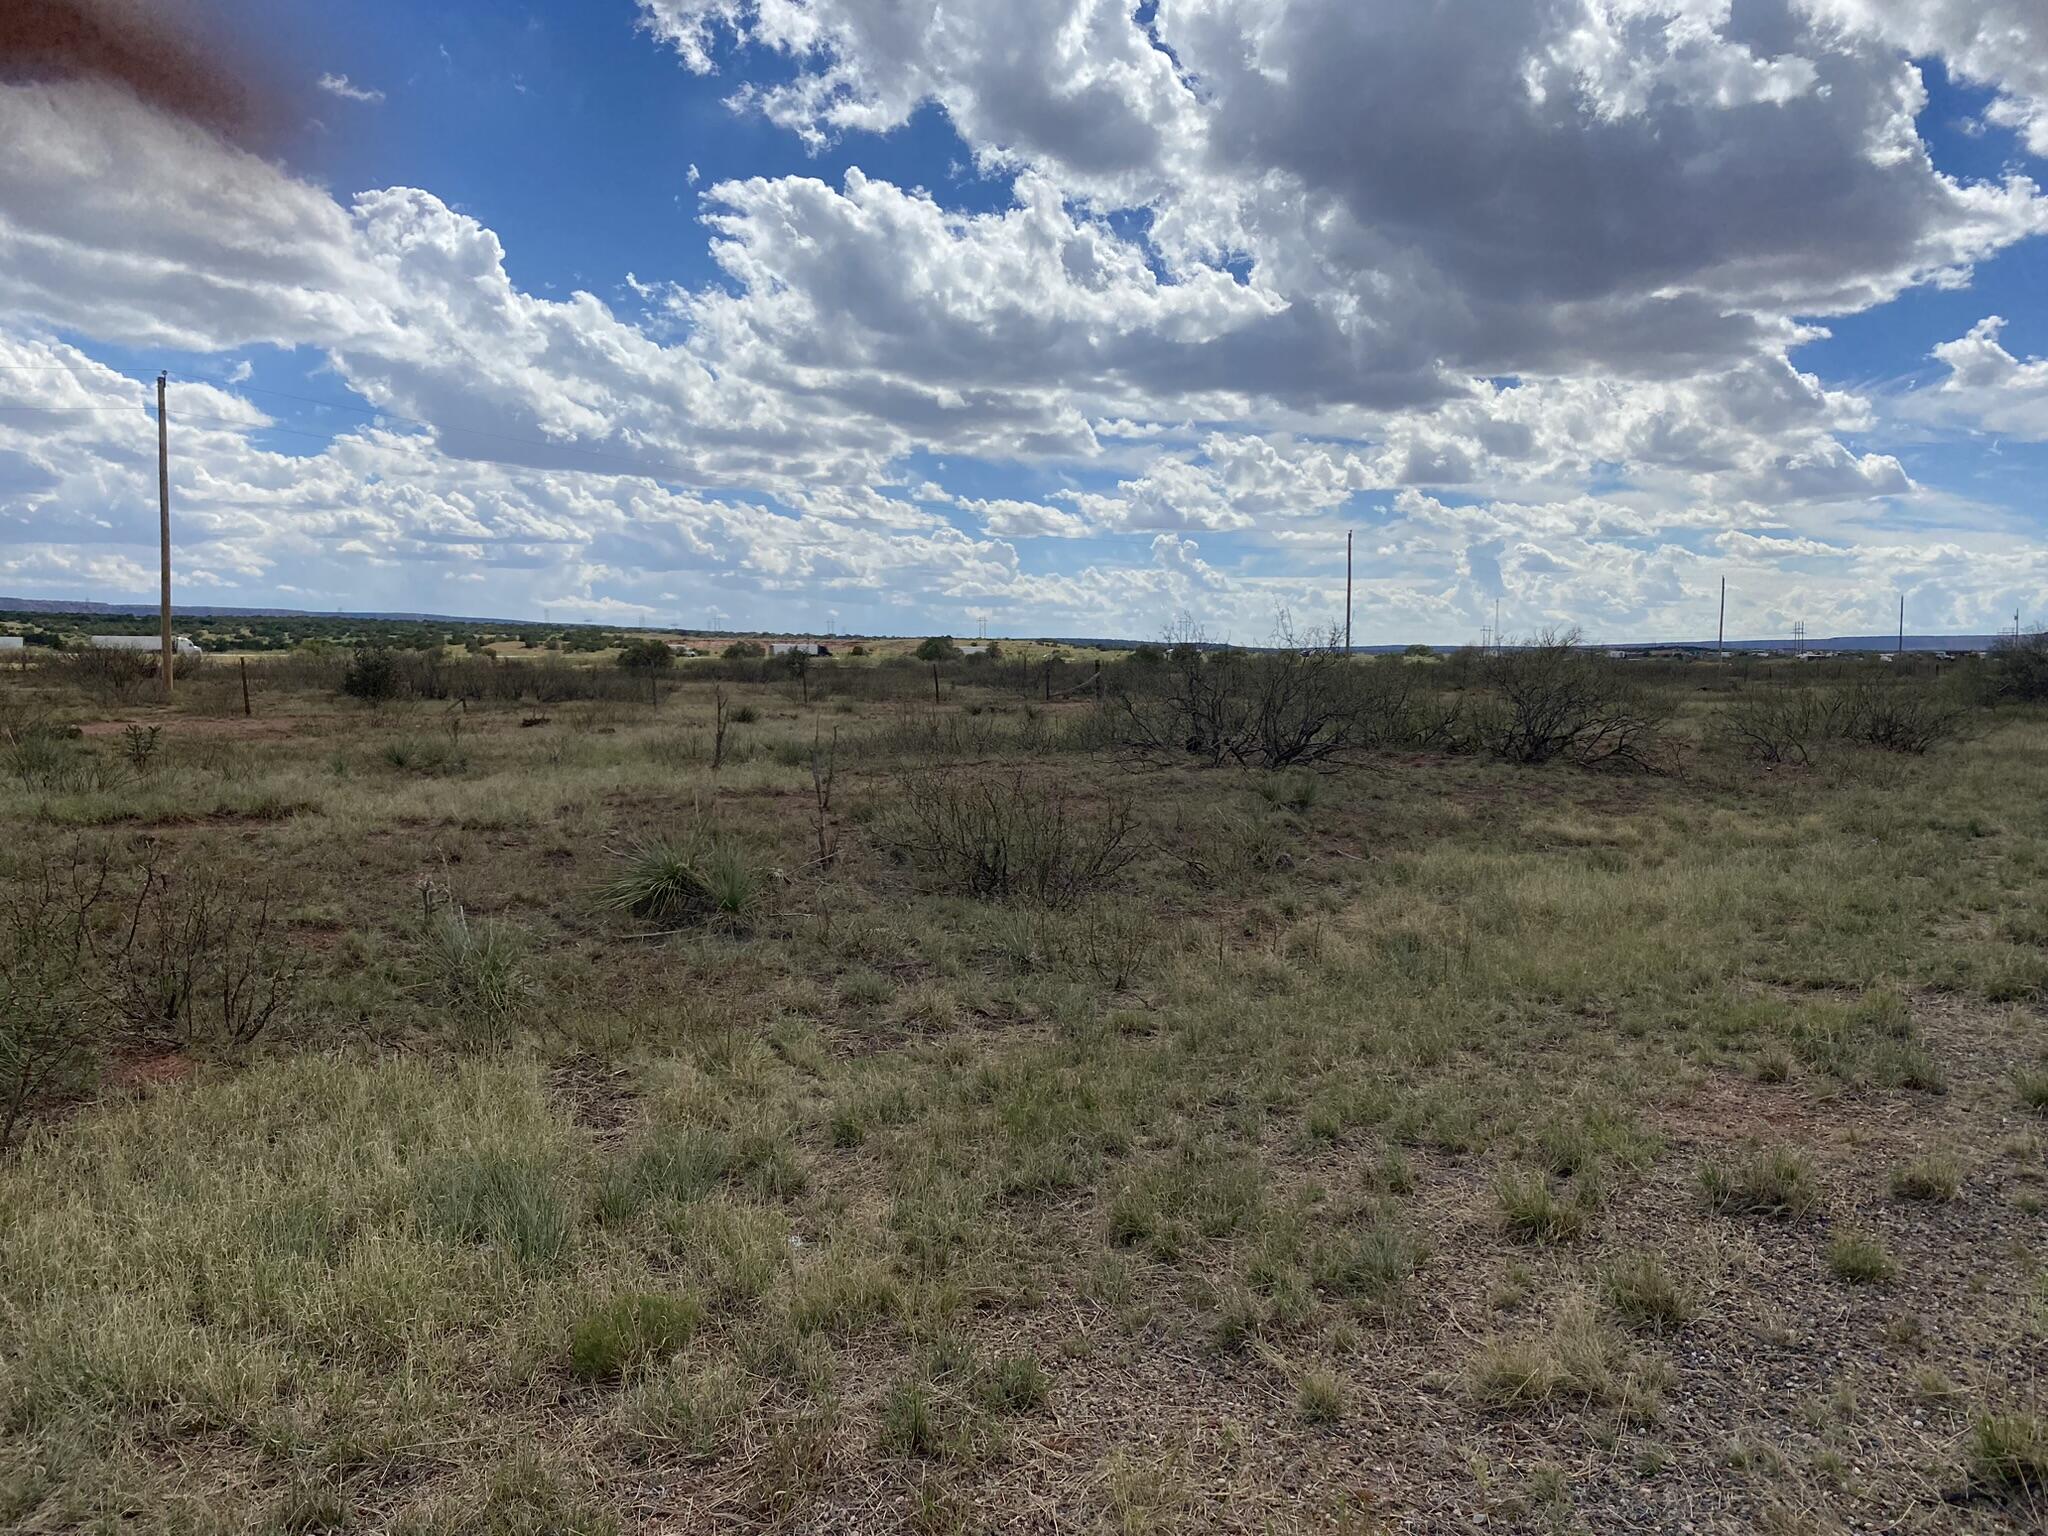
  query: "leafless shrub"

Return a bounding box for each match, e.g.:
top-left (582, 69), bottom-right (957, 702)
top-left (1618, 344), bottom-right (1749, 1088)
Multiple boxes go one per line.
top-left (1723, 688), bottom-right (1850, 766)
top-left (810, 725), bottom-right (839, 867)
top-left (1470, 630), bottom-right (1664, 769)
top-left (0, 842), bottom-right (117, 1148)
top-left (890, 770), bottom-right (1139, 908)
top-left (94, 840), bottom-right (303, 1051)
top-left (1724, 678), bottom-right (1969, 763)
top-left (62, 646), bottom-right (158, 703)
top-left (1987, 631), bottom-right (2048, 704)
top-left (1837, 680), bottom-right (1970, 755)
top-left (1118, 615), bottom-right (1455, 770)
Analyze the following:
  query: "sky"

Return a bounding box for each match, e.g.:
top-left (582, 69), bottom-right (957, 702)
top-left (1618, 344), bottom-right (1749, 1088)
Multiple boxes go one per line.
top-left (3, 0), bottom-right (2047, 644)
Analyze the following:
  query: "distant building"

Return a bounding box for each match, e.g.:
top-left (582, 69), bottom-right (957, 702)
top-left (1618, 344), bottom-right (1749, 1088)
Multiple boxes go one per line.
top-left (91, 634), bottom-right (203, 656)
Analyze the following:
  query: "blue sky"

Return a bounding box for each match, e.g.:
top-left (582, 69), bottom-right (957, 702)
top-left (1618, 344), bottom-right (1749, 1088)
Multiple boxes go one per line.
top-left (3, 1), bottom-right (2047, 641)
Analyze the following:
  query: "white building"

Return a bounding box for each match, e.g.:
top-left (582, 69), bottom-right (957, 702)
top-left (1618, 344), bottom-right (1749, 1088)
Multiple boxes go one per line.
top-left (90, 634), bottom-right (204, 656)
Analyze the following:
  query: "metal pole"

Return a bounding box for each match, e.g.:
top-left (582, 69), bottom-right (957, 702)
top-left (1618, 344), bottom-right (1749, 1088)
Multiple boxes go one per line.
top-left (157, 371), bottom-right (173, 701)
top-left (1717, 577), bottom-right (1725, 662)
top-left (1345, 530), bottom-right (1353, 653)
top-left (1897, 594), bottom-right (1904, 658)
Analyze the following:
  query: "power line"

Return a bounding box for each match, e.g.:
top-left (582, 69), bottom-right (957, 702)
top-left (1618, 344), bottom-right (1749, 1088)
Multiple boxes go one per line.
top-left (0, 404), bottom-right (149, 413)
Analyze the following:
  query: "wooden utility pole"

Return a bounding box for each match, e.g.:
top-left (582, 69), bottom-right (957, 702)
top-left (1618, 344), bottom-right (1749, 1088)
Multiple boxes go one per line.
top-left (1897, 594), bottom-right (1904, 658)
top-left (156, 371), bottom-right (173, 701)
top-left (1717, 577), bottom-right (1726, 662)
top-left (1344, 530), bottom-right (1353, 653)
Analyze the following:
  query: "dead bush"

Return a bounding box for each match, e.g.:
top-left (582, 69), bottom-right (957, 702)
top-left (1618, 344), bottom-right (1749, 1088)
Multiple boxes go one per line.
top-left (1118, 615), bottom-right (1457, 770)
top-left (61, 646), bottom-right (159, 703)
top-left (1987, 631), bottom-right (2048, 704)
top-left (1837, 680), bottom-right (1970, 754)
top-left (94, 839), bottom-right (304, 1051)
top-left (890, 770), bottom-right (1139, 908)
top-left (1722, 688), bottom-right (1850, 766)
top-left (0, 842), bottom-right (118, 1148)
top-left (1471, 630), bottom-right (1664, 769)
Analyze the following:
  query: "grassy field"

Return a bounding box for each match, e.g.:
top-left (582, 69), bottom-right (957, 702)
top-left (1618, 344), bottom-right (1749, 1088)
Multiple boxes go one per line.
top-left (1, 640), bottom-right (2044, 1533)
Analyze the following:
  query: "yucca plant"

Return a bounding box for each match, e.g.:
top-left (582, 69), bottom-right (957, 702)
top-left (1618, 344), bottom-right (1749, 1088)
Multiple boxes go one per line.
top-left (599, 831), bottom-right (762, 927)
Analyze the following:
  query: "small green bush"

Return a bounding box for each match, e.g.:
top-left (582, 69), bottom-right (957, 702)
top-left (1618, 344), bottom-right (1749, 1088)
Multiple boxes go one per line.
top-left (615, 638), bottom-right (674, 671)
top-left (1308, 1220), bottom-right (1421, 1303)
top-left (341, 645), bottom-right (400, 702)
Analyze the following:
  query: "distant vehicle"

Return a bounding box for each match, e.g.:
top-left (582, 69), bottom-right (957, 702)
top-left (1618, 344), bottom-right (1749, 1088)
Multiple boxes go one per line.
top-left (90, 634), bottom-right (204, 656)
top-left (768, 641), bottom-right (832, 657)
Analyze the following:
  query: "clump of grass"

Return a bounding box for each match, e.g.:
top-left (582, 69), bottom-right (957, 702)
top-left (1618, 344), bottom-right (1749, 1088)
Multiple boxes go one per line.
top-left (877, 1380), bottom-right (970, 1460)
top-left (382, 735), bottom-right (468, 775)
top-left (598, 829), bottom-right (763, 927)
top-left (1602, 1251), bottom-right (1695, 1333)
top-left (976, 1353), bottom-right (1049, 1414)
top-left (788, 1249), bottom-right (898, 1336)
top-left (836, 968), bottom-right (894, 1007)
top-left (1106, 1144), bottom-right (1264, 1262)
top-left (1468, 1298), bottom-right (1673, 1420)
top-left (1967, 1408), bottom-right (2047, 1494)
top-left (1308, 1218), bottom-right (1422, 1305)
top-left (1296, 1368), bottom-right (1345, 1425)
top-left (617, 1362), bottom-right (748, 1461)
top-left (418, 902), bottom-right (533, 1044)
top-left (416, 1151), bottom-right (571, 1268)
top-left (569, 1292), bottom-right (705, 1381)
top-left (1889, 1154), bottom-right (1961, 1202)
top-left (1494, 1169), bottom-right (1593, 1244)
top-left (1826, 1229), bottom-right (1895, 1284)
top-left (1699, 1145), bottom-right (1821, 1219)
top-left (594, 1127), bottom-right (733, 1224)
top-left (1786, 989), bottom-right (1947, 1093)
top-left (1535, 1105), bottom-right (1659, 1177)
top-left (2015, 1066), bottom-right (2048, 1116)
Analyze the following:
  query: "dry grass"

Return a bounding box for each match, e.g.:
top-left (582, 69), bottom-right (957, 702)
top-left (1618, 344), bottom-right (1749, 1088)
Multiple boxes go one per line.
top-left (1, 652), bottom-right (2045, 1532)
